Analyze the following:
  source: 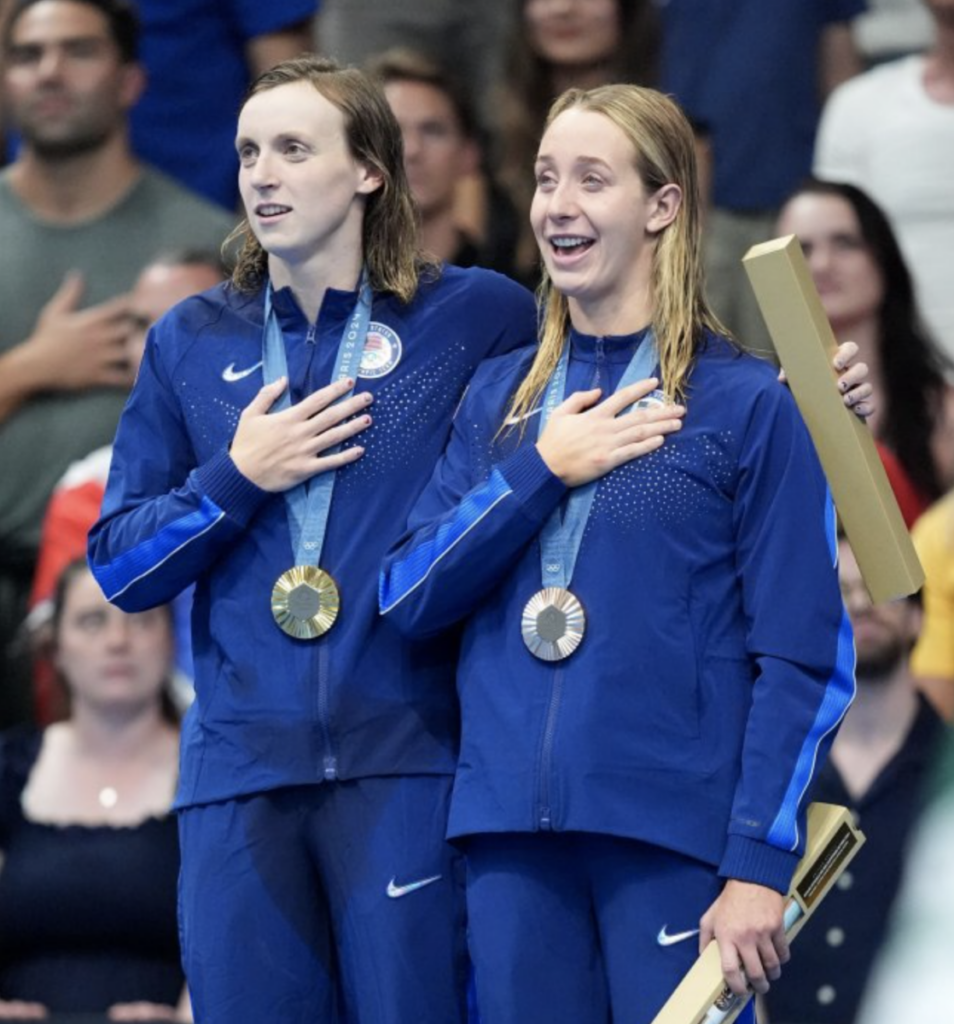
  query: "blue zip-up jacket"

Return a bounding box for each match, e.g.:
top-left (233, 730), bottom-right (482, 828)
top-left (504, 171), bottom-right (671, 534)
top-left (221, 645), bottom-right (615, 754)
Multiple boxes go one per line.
top-left (87, 266), bottom-right (536, 809)
top-left (381, 328), bottom-right (855, 894)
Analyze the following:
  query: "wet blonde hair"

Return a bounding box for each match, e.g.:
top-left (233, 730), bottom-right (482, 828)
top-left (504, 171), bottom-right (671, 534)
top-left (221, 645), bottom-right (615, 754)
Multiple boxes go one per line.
top-left (229, 55), bottom-right (435, 302)
top-left (505, 84), bottom-right (728, 428)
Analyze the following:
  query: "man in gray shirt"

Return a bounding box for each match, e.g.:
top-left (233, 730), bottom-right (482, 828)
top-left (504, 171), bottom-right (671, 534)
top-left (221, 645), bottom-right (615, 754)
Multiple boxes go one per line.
top-left (0, 0), bottom-right (235, 725)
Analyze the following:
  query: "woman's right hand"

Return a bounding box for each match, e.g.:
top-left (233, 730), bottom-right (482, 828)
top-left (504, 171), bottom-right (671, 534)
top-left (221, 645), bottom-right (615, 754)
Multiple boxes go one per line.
top-left (230, 377), bottom-right (373, 492)
top-left (536, 378), bottom-right (685, 487)
top-left (0, 999), bottom-right (48, 1019)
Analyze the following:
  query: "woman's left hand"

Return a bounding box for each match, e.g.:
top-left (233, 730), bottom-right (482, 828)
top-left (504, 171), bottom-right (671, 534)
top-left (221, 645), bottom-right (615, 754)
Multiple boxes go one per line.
top-left (778, 340), bottom-right (873, 420)
top-left (699, 879), bottom-right (790, 998)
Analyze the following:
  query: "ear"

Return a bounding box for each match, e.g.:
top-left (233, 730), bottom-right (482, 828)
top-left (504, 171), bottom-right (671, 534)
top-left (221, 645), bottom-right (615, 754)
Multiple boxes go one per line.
top-left (119, 62), bottom-right (147, 111)
top-left (646, 183), bottom-right (682, 235)
top-left (356, 162), bottom-right (385, 196)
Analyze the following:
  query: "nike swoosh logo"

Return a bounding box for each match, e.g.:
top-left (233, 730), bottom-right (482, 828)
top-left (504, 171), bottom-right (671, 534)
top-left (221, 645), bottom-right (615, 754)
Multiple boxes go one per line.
top-left (657, 926), bottom-right (700, 947)
top-left (386, 874), bottom-right (442, 899)
top-left (222, 360), bottom-right (263, 383)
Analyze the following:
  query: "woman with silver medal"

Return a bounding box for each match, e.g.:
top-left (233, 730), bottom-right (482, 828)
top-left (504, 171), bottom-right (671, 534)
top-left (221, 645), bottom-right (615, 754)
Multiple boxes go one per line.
top-left (382, 85), bottom-right (865, 1024)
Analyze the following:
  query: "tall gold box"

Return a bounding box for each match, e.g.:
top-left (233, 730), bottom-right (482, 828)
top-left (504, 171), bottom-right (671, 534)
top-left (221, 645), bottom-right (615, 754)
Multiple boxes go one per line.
top-left (742, 235), bottom-right (923, 602)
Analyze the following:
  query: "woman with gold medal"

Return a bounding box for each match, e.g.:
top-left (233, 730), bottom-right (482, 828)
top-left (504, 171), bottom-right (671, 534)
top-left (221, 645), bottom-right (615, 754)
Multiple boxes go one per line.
top-left (381, 85), bottom-right (860, 1024)
top-left (87, 56), bottom-right (541, 1024)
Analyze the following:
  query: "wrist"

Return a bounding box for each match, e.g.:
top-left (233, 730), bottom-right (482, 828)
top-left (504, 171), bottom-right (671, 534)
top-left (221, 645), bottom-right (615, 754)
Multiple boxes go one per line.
top-left (0, 342), bottom-right (46, 409)
top-left (535, 439), bottom-right (568, 484)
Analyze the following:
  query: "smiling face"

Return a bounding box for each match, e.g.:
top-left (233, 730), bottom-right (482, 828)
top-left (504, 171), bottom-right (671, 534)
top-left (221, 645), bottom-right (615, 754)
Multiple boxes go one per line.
top-left (236, 80), bottom-right (382, 277)
top-left (3, 0), bottom-right (143, 158)
top-left (776, 192), bottom-right (885, 334)
top-left (55, 568), bottom-right (174, 715)
top-left (531, 105), bottom-right (680, 333)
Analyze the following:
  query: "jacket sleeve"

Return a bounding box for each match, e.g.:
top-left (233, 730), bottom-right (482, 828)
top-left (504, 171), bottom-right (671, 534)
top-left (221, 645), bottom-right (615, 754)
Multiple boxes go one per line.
top-left (720, 383), bottom-right (856, 893)
top-left (380, 377), bottom-right (566, 638)
top-left (87, 327), bottom-right (271, 612)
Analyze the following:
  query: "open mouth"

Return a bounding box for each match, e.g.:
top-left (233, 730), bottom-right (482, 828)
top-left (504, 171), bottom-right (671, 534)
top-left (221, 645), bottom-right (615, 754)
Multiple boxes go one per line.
top-left (548, 235), bottom-right (594, 260)
top-left (256, 203), bottom-right (291, 221)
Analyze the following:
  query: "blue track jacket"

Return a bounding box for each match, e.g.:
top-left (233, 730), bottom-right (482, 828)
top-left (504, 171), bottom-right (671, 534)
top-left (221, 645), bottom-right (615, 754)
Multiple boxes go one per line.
top-left (381, 328), bottom-right (855, 894)
top-left (88, 267), bottom-right (536, 808)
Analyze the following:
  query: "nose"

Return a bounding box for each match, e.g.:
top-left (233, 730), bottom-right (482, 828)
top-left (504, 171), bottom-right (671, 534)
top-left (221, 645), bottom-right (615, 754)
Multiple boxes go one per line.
top-left (248, 151), bottom-right (278, 192)
top-left (805, 242), bottom-right (833, 277)
top-left (103, 611), bottom-right (133, 649)
top-left (545, 179), bottom-right (580, 222)
top-left (36, 46), bottom-right (67, 82)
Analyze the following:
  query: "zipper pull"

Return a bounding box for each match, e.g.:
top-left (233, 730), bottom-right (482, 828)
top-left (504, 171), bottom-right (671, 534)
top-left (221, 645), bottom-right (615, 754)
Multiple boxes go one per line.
top-left (306, 323), bottom-right (317, 345)
top-left (594, 336), bottom-right (605, 388)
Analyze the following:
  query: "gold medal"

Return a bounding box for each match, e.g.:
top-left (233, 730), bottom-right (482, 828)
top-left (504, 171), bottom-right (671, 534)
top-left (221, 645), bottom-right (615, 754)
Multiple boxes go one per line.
top-left (521, 587), bottom-right (585, 661)
top-left (271, 566), bottom-right (340, 639)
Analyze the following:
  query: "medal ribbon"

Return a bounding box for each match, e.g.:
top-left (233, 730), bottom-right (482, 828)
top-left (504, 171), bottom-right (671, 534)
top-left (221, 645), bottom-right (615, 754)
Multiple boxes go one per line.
top-left (536, 329), bottom-right (659, 590)
top-left (261, 273), bottom-right (373, 568)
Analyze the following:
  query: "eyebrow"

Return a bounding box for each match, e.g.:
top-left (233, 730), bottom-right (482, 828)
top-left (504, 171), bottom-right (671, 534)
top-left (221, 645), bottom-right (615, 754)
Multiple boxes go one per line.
top-left (534, 154), bottom-right (614, 172)
top-left (235, 131), bottom-right (310, 152)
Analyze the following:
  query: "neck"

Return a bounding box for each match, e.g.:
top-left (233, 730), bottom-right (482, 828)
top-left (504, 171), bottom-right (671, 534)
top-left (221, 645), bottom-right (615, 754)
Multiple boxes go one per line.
top-left (833, 315), bottom-right (884, 433)
top-left (833, 315), bottom-right (880, 371)
top-left (68, 696), bottom-right (170, 761)
top-left (7, 133), bottom-right (141, 224)
top-left (568, 282), bottom-right (654, 337)
top-left (419, 205), bottom-right (465, 263)
top-left (269, 240), bottom-right (364, 323)
top-left (925, 20), bottom-right (954, 102)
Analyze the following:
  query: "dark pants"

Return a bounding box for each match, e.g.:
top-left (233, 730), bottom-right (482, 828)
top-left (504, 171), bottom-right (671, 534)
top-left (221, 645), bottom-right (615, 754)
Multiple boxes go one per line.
top-left (465, 831), bottom-right (757, 1024)
top-left (178, 776), bottom-right (466, 1024)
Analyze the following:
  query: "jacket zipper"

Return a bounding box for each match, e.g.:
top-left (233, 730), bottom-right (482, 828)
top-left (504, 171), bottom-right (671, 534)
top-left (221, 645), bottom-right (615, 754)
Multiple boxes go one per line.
top-left (308, 315), bottom-right (335, 779)
top-left (538, 666), bottom-right (565, 829)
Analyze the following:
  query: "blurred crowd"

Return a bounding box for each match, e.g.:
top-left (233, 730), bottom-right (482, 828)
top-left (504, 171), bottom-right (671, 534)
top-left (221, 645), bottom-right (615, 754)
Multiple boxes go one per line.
top-left (0, 0), bottom-right (952, 1021)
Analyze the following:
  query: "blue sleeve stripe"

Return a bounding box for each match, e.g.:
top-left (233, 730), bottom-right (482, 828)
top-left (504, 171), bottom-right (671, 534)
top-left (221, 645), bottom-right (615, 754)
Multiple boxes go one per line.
top-left (767, 488), bottom-right (856, 851)
top-left (379, 469), bottom-right (513, 614)
top-left (766, 608), bottom-right (856, 852)
top-left (824, 486), bottom-right (838, 565)
top-left (93, 496), bottom-right (225, 603)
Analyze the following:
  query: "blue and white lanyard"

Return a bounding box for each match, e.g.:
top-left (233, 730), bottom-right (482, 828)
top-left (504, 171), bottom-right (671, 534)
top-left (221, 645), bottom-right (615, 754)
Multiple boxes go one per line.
top-left (261, 274), bottom-right (372, 567)
top-left (536, 330), bottom-right (659, 590)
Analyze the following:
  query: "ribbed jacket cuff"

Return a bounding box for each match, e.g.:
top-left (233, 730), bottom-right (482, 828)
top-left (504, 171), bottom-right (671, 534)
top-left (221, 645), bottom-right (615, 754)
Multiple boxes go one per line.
top-left (718, 834), bottom-right (800, 895)
top-left (498, 443), bottom-right (567, 523)
top-left (194, 449), bottom-right (271, 529)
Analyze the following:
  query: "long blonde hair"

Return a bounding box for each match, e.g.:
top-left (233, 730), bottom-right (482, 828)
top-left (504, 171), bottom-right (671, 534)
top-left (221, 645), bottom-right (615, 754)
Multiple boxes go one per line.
top-left (505, 84), bottom-right (728, 428)
top-left (229, 55), bottom-right (435, 302)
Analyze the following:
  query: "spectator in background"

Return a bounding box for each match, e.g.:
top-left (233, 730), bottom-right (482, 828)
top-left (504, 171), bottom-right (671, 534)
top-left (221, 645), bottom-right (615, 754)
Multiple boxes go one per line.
top-left (27, 249), bottom-right (227, 724)
top-left (908, 492), bottom-right (954, 720)
top-left (854, 730), bottom-right (954, 1024)
top-left (776, 180), bottom-right (954, 521)
top-left (495, 0), bottom-right (660, 283)
top-left (661, 0), bottom-right (864, 357)
top-left (130, 1), bottom-right (318, 211)
top-left (762, 537), bottom-right (946, 1024)
top-left (0, 559), bottom-right (187, 1021)
top-left (814, 0), bottom-right (954, 360)
top-left (316, 0), bottom-right (513, 130)
top-left (0, 0), bottom-right (234, 727)
top-left (368, 47), bottom-right (518, 277)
